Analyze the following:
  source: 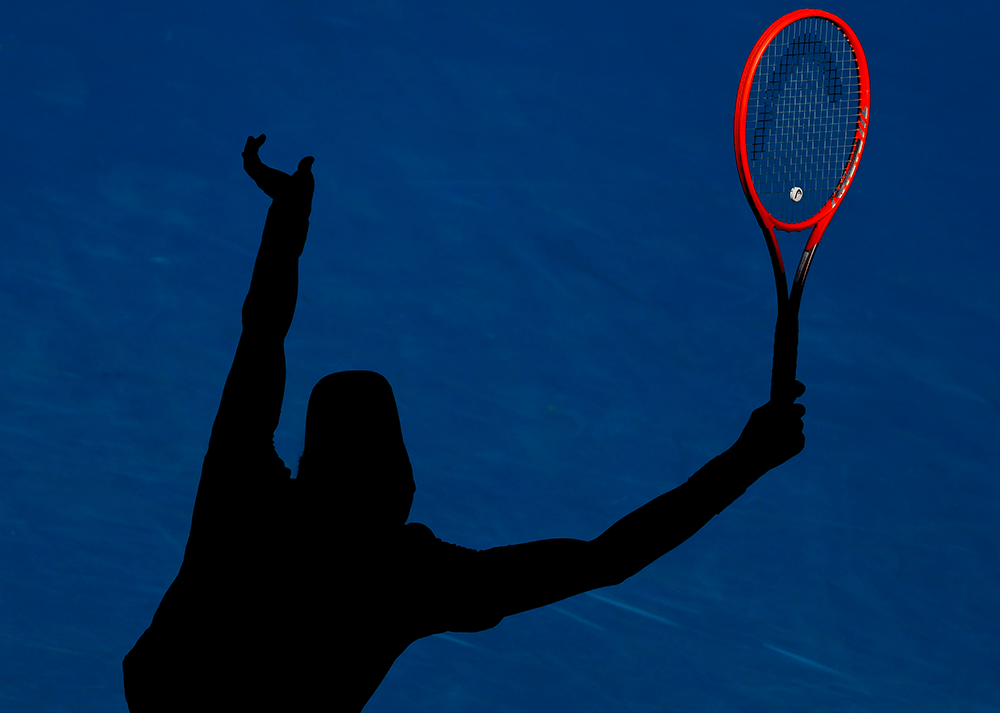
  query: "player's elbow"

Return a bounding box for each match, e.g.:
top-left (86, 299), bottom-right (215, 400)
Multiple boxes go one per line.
top-left (603, 566), bottom-right (637, 589)
top-left (588, 538), bottom-right (637, 589)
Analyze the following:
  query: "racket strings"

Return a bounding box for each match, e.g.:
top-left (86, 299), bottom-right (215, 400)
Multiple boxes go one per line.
top-left (747, 17), bottom-right (861, 225)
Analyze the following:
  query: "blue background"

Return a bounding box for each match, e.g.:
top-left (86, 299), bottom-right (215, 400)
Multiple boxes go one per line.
top-left (2, 1), bottom-right (998, 710)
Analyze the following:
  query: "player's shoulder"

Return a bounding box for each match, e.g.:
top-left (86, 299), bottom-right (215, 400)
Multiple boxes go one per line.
top-left (402, 522), bottom-right (479, 557)
top-left (403, 522), bottom-right (436, 540)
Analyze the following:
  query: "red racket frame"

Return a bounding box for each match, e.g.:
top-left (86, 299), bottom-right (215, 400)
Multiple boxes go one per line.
top-left (734, 8), bottom-right (870, 401)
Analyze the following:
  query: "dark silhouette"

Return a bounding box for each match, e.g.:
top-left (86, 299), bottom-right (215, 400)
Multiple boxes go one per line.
top-left (122, 135), bottom-right (806, 712)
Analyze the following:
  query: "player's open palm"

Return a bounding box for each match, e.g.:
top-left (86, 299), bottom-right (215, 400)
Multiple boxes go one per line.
top-left (242, 134), bottom-right (314, 215)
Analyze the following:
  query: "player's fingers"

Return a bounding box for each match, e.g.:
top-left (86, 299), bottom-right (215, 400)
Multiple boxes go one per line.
top-left (296, 156), bottom-right (315, 173)
top-left (793, 380), bottom-right (806, 399)
top-left (242, 134), bottom-right (266, 158)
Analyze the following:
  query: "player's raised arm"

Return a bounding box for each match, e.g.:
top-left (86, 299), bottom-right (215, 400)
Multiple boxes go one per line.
top-left (474, 385), bottom-right (806, 619)
top-left (206, 135), bottom-right (315, 459)
top-left (238, 134), bottom-right (314, 337)
top-left (588, 385), bottom-right (806, 581)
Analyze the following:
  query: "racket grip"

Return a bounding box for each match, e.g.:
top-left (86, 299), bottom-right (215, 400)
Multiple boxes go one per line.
top-left (769, 307), bottom-right (800, 403)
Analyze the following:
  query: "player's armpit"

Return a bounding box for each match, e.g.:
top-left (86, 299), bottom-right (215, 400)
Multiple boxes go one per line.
top-left (207, 330), bottom-right (286, 458)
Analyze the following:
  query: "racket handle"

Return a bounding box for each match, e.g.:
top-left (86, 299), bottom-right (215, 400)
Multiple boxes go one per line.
top-left (769, 306), bottom-right (800, 403)
top-left (770, 227), bottom-right (823, 403)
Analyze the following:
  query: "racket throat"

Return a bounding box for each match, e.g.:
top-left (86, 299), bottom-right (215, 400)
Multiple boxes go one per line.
top-left (761, 223), bottom-right (790, 309)
top-left (789, 212), bottom-right (832, 310)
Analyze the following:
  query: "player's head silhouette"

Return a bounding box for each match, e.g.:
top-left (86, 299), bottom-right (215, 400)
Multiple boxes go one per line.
top-left (298, 371), bottom-right (414, 529)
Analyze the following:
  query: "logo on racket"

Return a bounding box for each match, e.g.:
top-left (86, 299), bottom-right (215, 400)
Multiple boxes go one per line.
top-left (789, 186), bottom-right (803, 202)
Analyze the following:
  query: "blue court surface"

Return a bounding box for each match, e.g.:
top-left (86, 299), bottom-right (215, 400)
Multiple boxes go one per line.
top-left (2, 1), bottom-right (998, 711)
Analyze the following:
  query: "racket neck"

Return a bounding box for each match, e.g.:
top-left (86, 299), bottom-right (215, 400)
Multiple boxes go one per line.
top-left (759, 221), bottom-right (789, 309)
top-left (769, 215), bottom-right (832, 402)
top-left (761, 220), bottom-right (796, 403)
top-left (788, 212), bottom-right (832, 311)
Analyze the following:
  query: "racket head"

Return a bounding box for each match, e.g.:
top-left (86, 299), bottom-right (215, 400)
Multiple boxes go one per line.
top-left (735, 9), bottom-right (870, 258)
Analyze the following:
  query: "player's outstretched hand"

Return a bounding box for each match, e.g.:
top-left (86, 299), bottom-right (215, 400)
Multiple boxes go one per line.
top-left (730, 381), bottom-right (806, 473)
top-left (242, 134), bottom-right (314, 215)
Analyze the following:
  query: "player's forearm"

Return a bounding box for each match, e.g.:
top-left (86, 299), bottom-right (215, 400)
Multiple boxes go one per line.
top-left (591, 449), bottom-right (765, 586)
top-left (240, 199), bottom-right (309, 338)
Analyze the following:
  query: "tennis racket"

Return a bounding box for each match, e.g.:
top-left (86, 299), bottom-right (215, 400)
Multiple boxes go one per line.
top-left (734, 9), bottom-right (870, 402)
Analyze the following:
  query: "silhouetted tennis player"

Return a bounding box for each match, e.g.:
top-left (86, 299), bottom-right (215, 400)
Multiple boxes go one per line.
top-left (123, 135), bottom-right (806, 712)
